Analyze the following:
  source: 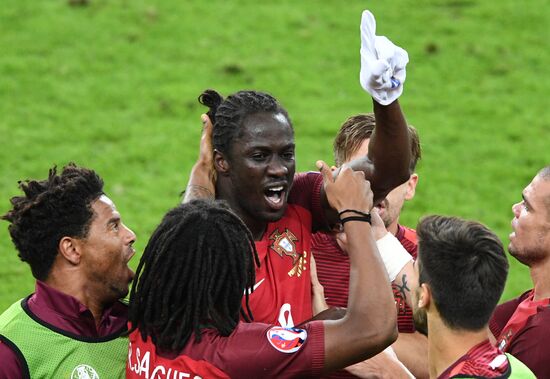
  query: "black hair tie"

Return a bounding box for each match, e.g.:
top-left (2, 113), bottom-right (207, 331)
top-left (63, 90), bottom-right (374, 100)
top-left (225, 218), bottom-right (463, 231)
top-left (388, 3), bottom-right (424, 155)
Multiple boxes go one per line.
top-left (338, 209), bottom-right (371, 225)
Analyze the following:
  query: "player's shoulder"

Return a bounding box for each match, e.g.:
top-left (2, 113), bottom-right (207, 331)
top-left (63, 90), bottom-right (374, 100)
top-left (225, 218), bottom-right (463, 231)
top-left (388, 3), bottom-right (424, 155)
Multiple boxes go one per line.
top-left (398, 224), bottom-right (417, 242)
top-left (283, 203), bottom-right (313, 223)
top-left (292, 171), bottom-right (321, 188)
top-left (528, 302), bottom-right (550, 327)
top-left (498, 290), bottom-right (533, 309)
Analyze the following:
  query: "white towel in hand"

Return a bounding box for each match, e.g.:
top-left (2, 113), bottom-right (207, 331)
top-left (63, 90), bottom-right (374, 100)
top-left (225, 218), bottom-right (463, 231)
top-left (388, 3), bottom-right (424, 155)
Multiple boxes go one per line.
top-left (359, 10), bottom-right (409, 105)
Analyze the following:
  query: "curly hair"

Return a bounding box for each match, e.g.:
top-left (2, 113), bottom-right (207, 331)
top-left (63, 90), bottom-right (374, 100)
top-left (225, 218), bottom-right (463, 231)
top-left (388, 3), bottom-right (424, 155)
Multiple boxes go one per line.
top-left (198, 89), bottom-right (292, 156)
top-left (128, 199), bottom-right (260, 352)
top-left (2, 163), bottom-right (104, 280)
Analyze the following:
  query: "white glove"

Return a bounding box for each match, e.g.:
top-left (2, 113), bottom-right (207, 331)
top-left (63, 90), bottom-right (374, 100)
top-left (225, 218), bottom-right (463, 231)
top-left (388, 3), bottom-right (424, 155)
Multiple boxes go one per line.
top-left (359, 10), bottom-right (409, 105)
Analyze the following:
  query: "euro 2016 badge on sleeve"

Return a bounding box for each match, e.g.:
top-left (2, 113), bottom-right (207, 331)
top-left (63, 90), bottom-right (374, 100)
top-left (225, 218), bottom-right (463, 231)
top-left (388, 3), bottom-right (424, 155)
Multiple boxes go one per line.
top-left (266, 326), bottom-right (307, 353)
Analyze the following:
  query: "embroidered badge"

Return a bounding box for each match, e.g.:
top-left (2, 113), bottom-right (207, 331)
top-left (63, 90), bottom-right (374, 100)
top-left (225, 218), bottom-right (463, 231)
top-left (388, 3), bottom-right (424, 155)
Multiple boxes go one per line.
top-left (288, 251), bottom-right (307, 278)
top-left (71, 364), bottom-right (99, 379)
top-left (498, 329), bottom-right (513, 352)
top-left (266, 326), bottom-right (307, 353)
top-left (269, 228), bottom-right (299, 264)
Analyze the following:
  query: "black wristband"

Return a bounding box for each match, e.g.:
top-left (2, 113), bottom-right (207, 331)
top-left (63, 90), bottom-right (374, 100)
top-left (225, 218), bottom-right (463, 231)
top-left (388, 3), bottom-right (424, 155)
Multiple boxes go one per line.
top-left (338, 209), bottom-right (371, 218)
top-left (340, 215), bottom-right (372, 225)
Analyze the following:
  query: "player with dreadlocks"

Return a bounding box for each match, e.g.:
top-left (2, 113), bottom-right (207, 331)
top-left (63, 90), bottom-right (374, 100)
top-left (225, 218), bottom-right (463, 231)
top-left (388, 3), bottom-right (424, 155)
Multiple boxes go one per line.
top-left (128, 200), bottom-right (259, 353)
top-left (183, 10), bottom-right (415, 329)
top-left (128, 159), bottom-right (397, 378)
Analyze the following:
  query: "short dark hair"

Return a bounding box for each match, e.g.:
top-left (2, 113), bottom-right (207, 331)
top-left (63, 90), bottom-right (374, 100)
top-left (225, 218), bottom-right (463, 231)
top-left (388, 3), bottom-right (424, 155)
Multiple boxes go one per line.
top-left (416, 215), bottom-right (508, 331)
top-left (538, 165), bottom-right (550, 180)
top-left (333, 113), bottom-right (421, 172)
top-left (2, 164), bottom-right (104, 280)
top-left (128, 200), bottom-right (260, 352)
top-left (198, 89), bottom-right (292, 157)
top-left (537, 165), bottom-right (550, 220)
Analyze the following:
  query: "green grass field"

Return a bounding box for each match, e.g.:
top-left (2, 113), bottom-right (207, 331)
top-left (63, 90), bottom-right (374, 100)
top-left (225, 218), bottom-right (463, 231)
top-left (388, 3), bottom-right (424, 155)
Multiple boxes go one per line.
top-left (1, 0), bottom-right (548, 311)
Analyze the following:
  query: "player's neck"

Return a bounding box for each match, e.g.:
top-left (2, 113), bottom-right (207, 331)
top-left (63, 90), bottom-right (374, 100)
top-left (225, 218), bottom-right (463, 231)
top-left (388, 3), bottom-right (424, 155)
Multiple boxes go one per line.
top-left (427, 315), bottom-right (489, 379)
top-left (230, 208), bottom-right (267, 241)
top-left (530, 261), bottom-right (550, 300)
top-left (45, 269), bottom-right (107, 327)
top-left (388, 220), bottom-right (399, 236)
top-left (216, 182), bottom-right (267, 240)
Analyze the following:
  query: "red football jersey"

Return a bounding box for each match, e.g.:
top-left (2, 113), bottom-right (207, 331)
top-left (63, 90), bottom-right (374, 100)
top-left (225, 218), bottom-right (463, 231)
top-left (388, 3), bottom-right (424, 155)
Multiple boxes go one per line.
top-left (490, 290), bottom-right (550, 378)
top-left (438, 340), bottom-right (509, 379)
top-left (312, 224), bottom-right (418, 379)
top-left (245, 204), bottom-right (313, 326)
top-left (393, 224), bottom-right (418, 333)
top-left (127, 321), bottom-right (325, 378)
top-left (312, 224), bottom-right (418, 332)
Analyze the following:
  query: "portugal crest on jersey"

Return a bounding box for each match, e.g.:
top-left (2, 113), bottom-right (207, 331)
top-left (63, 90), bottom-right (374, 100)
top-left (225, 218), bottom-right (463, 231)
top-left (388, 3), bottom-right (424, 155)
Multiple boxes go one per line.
top-left (269, 228), bottom-right (299, 264)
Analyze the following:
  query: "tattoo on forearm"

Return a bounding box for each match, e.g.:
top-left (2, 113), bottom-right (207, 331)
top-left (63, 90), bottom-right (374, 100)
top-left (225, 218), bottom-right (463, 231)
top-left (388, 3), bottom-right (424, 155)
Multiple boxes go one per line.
top-left (396, 273), bottom-right (410, 299)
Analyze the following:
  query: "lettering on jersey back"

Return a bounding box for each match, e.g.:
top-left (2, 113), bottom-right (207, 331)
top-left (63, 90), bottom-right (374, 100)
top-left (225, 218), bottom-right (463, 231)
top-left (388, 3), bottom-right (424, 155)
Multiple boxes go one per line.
top-left (128, 342), bottom-right (203, 379)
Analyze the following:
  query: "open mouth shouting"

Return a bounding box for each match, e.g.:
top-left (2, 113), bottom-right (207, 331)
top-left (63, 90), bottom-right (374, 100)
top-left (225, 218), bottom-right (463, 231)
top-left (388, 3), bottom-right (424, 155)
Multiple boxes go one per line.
top-left (264, 184), bottom-right (287, 211)
top-left (126, 246), bottom-right (136, 282)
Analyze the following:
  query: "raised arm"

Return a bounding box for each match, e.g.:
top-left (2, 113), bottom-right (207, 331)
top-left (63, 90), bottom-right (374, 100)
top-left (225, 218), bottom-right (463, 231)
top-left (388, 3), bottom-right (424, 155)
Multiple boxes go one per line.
top-left (358, 9), bottom-right (411, 201)
top-left (320, 11), bottom-right (411, 225)
top-left (316, 161), bottom-right (397, 373)
top-left (182, 114), bottom-right (216, 203)
top-left (367, 100), bottom-right (411, 200)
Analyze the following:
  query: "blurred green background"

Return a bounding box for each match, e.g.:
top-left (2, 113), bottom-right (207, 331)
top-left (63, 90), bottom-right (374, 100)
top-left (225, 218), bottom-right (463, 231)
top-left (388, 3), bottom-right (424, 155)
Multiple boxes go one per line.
top-left (1, 0), bottom-right (548, 311)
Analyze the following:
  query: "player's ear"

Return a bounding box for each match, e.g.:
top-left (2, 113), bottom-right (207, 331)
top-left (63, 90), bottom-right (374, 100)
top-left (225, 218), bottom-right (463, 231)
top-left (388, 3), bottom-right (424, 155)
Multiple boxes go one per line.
top-left (417, 282), bottom-right (431, 309)
top-left (405, 174), bottom-right (419, 200)
top-left (58, 236), bottom-right (82, 265)
top-left (214, 149), bottom-right (230, 175)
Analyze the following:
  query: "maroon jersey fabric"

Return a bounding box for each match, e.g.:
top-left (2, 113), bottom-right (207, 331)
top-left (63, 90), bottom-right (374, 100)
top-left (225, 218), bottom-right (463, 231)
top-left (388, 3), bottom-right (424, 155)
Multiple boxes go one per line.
top-left (288, 172), bottom-right (328, 232)
top-left (438, 340), bottom-right (510, 379)
top-left (311, 224), bottom-right (417, 379)
top-left (490, 290), bottom-right (550, 378)
top-left (395, 224), bottom-right (418, 260)
top-left (127, 321), bottom-right (325, 379)
top-left (0, 281), bottom-right (127, 378)
top-left (393, 224), bottom-right (418, 333)
top-left (247, 204), bottom-right (314, 326)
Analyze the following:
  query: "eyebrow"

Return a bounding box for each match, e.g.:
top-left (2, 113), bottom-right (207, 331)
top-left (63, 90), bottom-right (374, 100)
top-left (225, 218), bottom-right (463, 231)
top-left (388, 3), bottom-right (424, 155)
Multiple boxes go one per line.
top-left (250, 141), bottom-right (295, 147)
top-left (107, 215), bottom-right (121, 225)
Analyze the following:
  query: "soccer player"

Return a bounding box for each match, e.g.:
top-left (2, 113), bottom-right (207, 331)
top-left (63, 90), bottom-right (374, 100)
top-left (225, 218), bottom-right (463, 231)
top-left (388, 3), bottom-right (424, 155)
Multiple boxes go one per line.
top-left (411, 215), bottom-right (534, 378)
top-left (312, 114), bottom-right (426, 378)
top-left (0, 164), bottom-right (136, 378)
top-left (128, 161), bottom-right (398, 378)
top-left (489, 165), bottom-right (550, 378)
top-left (184, 10), bottom-right (413, 328)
